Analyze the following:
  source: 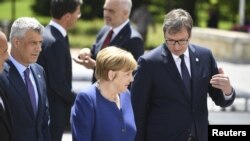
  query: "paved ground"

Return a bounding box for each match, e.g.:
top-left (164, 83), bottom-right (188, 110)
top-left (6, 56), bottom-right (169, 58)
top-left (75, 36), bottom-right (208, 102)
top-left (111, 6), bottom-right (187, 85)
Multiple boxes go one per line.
top-left (62, 48), bottom-right (250, 141)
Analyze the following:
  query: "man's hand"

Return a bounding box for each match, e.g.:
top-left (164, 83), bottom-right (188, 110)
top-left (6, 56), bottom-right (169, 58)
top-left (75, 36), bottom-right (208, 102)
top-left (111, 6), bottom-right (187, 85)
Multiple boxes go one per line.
top-left (210, 68), bottom-right (233, 95)
top-left (72, 48), bottom-right (96, 69)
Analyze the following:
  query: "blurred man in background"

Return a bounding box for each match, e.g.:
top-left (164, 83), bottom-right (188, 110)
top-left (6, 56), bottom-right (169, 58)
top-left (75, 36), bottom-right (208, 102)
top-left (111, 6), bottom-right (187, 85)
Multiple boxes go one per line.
top-left (37, 0), bottom-right (83, 141)
top-left (0, 31), bottom-right (11, 141)
top-left (74, 0), bottom-right (144, 83)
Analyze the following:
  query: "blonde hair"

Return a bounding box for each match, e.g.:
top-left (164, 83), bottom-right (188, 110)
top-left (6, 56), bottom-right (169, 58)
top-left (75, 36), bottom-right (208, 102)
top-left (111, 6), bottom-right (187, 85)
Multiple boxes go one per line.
top-left (95, 46), bottom-right (137, 81)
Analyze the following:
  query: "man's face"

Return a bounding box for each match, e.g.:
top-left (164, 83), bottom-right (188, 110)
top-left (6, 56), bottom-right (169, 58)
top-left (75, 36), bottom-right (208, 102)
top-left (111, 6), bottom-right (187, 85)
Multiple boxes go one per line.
top-left (164, 28), bottom-right (190, 56)
top-left (13, 30), bottom-right (42, 66)
top-left (0, 34), bottom-right (9, 73)
top-left (66, 5), bottom-right (81, 29)
top-left (103, 0), bottom-right (128, 28)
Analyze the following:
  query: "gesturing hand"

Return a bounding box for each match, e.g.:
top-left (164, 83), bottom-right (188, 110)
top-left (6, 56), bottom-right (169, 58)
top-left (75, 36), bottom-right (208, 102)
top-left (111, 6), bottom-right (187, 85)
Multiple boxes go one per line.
top-left (210, 68), bottom-right (233, 95)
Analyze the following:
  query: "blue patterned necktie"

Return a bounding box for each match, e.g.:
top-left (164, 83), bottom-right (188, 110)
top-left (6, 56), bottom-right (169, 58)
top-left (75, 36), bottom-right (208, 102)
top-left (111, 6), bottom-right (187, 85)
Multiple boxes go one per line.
top-left (180, 54), bottom-right (191, 96)
top-left (24, 68), bottom-right (37, 116)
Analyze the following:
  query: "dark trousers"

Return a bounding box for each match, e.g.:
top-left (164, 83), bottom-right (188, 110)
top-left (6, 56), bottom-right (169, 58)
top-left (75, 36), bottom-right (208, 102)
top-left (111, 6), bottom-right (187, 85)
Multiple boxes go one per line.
top-left (49, 97), bottom-right (71, 141)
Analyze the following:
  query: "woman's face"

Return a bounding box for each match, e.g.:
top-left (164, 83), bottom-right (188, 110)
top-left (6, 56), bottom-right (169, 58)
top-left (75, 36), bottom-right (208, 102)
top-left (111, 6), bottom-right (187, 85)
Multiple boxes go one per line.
top-left (111, 69), bottom-right (134, 93)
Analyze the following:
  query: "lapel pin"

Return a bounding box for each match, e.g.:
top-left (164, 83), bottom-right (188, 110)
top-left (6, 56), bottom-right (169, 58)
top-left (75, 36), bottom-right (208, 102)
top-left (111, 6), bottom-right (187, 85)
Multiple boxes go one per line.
top-left (195, 58), bottom-right (199, 62)
top-left (38, 74), bottom-right (41, 78)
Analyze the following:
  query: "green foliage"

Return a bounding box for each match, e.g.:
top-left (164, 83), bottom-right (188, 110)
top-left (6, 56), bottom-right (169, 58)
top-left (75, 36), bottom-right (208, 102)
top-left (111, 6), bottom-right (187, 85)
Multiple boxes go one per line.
top-left (80, 0), bottom-right (104, 19)
top-left (32, 0), bottom-right (51, 16)
top-left (68, 19), bottom-right (104, 48)
top-left (0, 0), bottom-right (37, 20)
top-left (0, 0), bottom-right (248, 49)
top-left (146, 23), bottom-right (164, 49)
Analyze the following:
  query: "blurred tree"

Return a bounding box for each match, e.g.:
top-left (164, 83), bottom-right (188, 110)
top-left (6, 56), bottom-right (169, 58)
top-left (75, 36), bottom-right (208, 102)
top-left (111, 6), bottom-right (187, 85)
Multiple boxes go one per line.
top-left (180, 0), bottom-right (197, 25)
top-left (32, 0), bottom-right (103, 19)
top-left (81, 0), bottom-right (103, 19)
top-left (31, 0), bottom-right (250, 26)
top-left (32, 0), bottom-right (51, 16)
top-left (131, 0), bottom-right (146, 11)
top-left (207, 4), bottom-right (219, 28)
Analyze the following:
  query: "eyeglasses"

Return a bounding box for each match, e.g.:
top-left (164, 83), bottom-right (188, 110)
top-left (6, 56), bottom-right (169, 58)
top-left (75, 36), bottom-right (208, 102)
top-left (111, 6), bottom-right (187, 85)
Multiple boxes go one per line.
top-left (165, 39), bottom-right (189, 45)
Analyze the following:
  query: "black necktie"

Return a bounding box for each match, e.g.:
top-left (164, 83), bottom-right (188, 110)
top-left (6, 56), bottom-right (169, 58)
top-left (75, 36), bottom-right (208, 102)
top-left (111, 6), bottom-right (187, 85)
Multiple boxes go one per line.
top-left (180, 55), bottom-right (196, 138)
top-left (24, 68), bottom-right (37, 116)
top-left (102, 30), bottom-right (113, 49)
top-left (65, 35), bottom-right (69, 46)
top-left (180, 54), bottom-right (191, 96)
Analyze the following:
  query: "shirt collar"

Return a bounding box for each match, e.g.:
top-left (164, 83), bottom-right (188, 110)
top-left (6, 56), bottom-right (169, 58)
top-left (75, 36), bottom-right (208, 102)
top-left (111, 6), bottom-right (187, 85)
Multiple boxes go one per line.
top-left (171, 47), bottom-right (190, 62)
top-left (49, 20), bottom-right (67, 37)
top-left (9, 55), bottom-right (29, 75)
top-left (109, 19), bottom-right (129, 35)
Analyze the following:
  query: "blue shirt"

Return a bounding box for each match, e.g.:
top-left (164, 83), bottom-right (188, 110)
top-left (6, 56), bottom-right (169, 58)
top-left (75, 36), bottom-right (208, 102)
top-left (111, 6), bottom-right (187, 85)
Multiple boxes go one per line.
top-left (71, 84), bottom-right (136, 141)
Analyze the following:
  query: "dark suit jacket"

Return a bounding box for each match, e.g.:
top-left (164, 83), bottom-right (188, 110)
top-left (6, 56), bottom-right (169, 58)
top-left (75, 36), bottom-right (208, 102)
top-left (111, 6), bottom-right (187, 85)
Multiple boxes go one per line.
top-left (0, 86), bottom-right (11, 141)
top-left (0, 61), bottom-right (50, 141)
top-left (37, 25), bottom-right (75, 137)
top-left (131, 44), bottom-right (236, 141)
top-left (91, 22), bottom-right (144, 82)
top-left (92, 22), bottom-right (144, 60)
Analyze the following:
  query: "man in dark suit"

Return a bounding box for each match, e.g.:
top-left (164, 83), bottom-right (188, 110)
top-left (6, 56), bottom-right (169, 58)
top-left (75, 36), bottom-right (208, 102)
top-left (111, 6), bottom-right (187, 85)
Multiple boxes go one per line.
top-left (131, 9), bottom-right (236, 141)
top-left (0, 31), bottom-right (11, 141)
top-left (0, 17), bottom-right (50, 141)
top-left (37, 0), bottom-right (83, 141)
top-left (74, 0), bottom-right (144, 83)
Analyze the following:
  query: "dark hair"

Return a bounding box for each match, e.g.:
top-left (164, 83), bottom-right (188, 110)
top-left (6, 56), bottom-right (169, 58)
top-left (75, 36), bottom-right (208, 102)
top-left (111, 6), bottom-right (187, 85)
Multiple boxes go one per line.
top-left (50, 0), bottom-right (83, 19)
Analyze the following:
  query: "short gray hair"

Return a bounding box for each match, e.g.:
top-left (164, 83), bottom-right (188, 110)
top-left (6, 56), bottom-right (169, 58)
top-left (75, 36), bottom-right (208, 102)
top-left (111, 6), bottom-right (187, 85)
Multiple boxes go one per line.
top-left (9, 17), bottom-right (44, 41)
top-left (163, 9), bottom-right (193, 36)
top-left (120, 0), bottom-right (132, 16)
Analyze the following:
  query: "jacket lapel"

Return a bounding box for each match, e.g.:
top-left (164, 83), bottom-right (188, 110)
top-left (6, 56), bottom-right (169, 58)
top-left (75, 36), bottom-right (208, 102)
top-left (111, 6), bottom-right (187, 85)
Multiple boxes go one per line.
top-left (189, 45), bottom-right (201, 103)
top-left (161, 44), bottom-right (191, 101)
top-left (95, 23), bottom-right (131, 54)
top-left (6, 60), bottom-right (35, 119)
top-left (94, 27), bottom-right (110, 54)
top-left (30, 65), bottom-right (43, 119)
top-left (0, 89), bottom-right (11, 132)
top-left (110, 23), bottom-right (130, 47)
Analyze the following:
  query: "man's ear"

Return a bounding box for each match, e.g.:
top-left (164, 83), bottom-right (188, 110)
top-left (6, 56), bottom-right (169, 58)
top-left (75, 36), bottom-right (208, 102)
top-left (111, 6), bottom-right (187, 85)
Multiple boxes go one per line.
top-left (122, 9), bottom-right (129, 20)
top-left (13, 38), bottom-right (19, 48)
top-left (62, 12), bottom-right (71, 22)
top-left (65, 13), bottom-right (72, 20)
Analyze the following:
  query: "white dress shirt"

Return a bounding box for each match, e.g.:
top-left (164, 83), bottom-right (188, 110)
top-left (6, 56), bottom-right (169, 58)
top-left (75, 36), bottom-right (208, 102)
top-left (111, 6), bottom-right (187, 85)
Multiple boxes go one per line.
top-left (0, 96), bottom-right (5, 110)
top-left (172, 49), bottom-right (191, 77)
